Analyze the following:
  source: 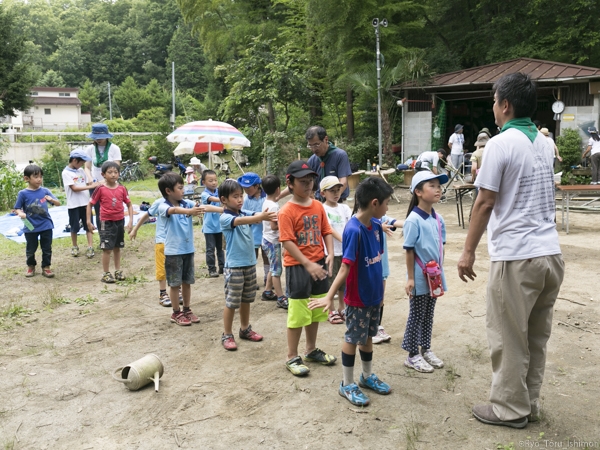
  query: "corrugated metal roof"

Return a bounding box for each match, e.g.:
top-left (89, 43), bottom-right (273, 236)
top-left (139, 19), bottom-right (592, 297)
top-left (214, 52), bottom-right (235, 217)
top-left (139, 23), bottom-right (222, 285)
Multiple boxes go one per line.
top-left (33, 97), bottom-right (81, 106)
top-left (405, 58), bottom-right (600, 89)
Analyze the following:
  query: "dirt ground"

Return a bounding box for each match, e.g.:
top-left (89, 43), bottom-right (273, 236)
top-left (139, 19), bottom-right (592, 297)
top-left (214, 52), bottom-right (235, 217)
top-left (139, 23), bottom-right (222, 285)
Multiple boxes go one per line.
top-left (1, 188), bottom-right (599, 450)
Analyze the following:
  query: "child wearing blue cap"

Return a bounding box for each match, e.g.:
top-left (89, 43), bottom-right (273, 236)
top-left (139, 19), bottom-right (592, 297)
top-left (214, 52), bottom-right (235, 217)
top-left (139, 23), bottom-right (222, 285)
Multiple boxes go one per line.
top-left (237, 172), bottom-right (271, 295)
top-left (62, 150), bottom-right (100, 258)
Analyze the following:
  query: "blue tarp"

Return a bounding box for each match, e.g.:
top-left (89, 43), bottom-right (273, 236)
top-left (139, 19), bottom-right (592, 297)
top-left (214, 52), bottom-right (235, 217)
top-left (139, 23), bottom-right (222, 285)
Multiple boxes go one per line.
top-left (0, 206), bottom-right (144, 244)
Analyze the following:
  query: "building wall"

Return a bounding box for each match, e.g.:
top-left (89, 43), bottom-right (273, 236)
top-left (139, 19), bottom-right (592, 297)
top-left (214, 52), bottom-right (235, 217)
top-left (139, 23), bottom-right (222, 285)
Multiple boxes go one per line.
top-left (559, 95), bottom-right (600, 145)
top-left (30, 104), bottom-right (81, 130)
top-left (404, 111), bottom-right (432, 158)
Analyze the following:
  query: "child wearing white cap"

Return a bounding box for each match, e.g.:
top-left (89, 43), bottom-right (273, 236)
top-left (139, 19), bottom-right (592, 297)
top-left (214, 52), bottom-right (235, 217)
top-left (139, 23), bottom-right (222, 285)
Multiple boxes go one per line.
top-left (402, 170), bottom-right (449, 373)
top-left (319, 176), bottom-right (352, 323)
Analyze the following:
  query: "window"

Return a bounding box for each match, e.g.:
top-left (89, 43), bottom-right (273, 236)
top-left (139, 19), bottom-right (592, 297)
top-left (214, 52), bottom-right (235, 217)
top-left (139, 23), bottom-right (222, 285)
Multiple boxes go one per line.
top-left (44, 109), bottom-right (51, 115)
top-left (59, 93), bottom-right (71, 97)
top-left (31, 92), bottom-right (38, 96)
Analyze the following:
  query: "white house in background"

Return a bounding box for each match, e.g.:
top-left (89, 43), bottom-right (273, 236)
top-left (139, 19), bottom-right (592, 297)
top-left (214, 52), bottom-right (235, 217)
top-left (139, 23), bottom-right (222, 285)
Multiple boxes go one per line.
top-left (1, 87), bottom-right (91, 131)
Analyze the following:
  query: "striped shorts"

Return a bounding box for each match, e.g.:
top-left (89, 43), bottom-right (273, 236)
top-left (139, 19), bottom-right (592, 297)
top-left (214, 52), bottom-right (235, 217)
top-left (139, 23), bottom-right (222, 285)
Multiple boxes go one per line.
top-left (224, 266), bottom-right (257, 309)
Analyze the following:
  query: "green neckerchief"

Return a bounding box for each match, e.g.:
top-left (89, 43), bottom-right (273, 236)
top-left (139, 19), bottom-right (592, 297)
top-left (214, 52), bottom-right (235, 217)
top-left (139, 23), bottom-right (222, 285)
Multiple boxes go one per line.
top-left (93, 141), bottom-right (111, 167)
top-left (501, 118), bottom-right (537, 143)
top-left (318, 142), bottom-right (336, 178)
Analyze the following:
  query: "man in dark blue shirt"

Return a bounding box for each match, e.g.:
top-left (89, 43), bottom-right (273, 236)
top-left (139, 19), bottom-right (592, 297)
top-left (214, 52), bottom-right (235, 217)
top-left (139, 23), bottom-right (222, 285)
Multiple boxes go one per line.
top-left (279, 126), bottom-right (353, 202)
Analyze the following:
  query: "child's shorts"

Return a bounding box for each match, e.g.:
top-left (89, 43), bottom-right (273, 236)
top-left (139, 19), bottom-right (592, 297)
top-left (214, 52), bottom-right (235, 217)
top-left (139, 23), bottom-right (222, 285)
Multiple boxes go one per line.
top-left (224, 266), bottom-right (257, 309)
top-left (328, 255), bottom-right (342, 285)
top-left (344, 304), bottom-right (381, 346)
top-left (155, 243), bottom-right (166, 281)
top-left (99, 219), bottom-right (125, 250)
top-left (68, 206), bottom-right (89, 234)
top-left (261, 239), bottom-right (282, 277)
top-left (165, 253), bottom-right (195, 287)
top-left (287, 296), bottom-right (328, 328)
top-left (285, 258), bottom-right (329, 299)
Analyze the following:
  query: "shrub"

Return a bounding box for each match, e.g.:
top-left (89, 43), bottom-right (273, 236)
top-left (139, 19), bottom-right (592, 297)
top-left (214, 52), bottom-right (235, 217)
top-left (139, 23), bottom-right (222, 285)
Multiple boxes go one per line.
top-left (0, 162), bottom-right (26, 211)
top-left (557, 128), bottom-right (584, 185)
top-left (345, 136), bottom-right (379, 171)
top-left (112, 135), bottom-right (141, 163)
top-left (38, 142), bottom-right (70, 188)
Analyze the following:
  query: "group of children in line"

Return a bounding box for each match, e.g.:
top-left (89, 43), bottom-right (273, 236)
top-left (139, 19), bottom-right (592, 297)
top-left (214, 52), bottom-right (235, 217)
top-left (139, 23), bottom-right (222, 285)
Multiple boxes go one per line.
top-left (15, 153), bottom-right (450, 407)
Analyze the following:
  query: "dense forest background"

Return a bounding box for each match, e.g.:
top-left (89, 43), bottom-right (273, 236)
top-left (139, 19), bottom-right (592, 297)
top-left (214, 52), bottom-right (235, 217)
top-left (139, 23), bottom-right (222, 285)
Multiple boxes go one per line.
top-left (2, 0), bottom-right (600, 162)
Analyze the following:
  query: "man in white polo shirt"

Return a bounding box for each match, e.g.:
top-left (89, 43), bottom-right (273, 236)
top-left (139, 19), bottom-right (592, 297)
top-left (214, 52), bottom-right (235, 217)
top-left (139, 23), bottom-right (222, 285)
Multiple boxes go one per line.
top-left (457, 72), bottom-right (564, 429)
top-left (448, 124), bottom-right (465, 171)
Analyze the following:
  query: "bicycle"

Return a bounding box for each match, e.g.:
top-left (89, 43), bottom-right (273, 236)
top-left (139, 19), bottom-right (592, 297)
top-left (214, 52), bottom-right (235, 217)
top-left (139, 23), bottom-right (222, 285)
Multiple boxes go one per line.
top-left (120, 160), bottom-right (145, 182)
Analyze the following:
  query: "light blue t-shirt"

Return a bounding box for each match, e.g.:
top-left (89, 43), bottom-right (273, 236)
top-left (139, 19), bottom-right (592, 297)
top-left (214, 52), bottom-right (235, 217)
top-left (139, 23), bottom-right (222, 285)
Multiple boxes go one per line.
top-left (403, 207), bottom-right (447, 296)
top-left (242, 193), bottom-right (265, 247)
top-left (201, 188), bottom-right (221, 234)
top-left (148, 198), bottom-right (167, 244)
top-left (380, 214), bottom-right (399, 279)
top-left (220, 209), bottom-right (257, 268)
top-left (156, 199), bottom-right (196, 256)
top-left (14, 187), bottom-right (57, 233)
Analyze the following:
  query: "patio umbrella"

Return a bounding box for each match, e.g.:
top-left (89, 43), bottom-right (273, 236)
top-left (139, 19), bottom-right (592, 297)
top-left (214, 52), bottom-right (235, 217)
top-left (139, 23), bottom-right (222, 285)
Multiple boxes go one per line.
top-left (173, 141), bottom-right (224, 156)
top-left (167, 119), bottom-right (251, 168)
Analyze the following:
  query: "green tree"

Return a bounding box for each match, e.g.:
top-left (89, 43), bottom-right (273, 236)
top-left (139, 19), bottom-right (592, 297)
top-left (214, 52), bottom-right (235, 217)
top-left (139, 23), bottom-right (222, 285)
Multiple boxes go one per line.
top-left (0, 4), bottom-right (38, 116)
top-left (38, 69), bottom-right (66, 87)
top-left (79, 79), bottom-right (100, 115)
top-left (113, 77), bottom-right (148, 119)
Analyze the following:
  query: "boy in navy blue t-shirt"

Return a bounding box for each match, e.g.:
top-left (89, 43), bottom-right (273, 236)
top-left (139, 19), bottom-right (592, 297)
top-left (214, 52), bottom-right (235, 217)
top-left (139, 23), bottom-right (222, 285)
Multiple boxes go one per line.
top-left (309, 177), bottom-right (394, 407)
top-left (14, 164), bottom-right (61, 278)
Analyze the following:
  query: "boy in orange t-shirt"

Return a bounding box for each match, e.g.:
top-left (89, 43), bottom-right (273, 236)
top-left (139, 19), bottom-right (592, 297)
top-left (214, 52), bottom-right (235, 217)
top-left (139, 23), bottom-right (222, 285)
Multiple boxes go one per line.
top-left (278, 160), bottom-right (336, 377)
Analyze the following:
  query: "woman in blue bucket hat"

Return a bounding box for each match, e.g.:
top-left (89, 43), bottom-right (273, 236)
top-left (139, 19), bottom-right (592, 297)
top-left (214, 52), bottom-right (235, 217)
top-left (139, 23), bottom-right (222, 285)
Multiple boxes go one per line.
top-left (84, 123), bottom-right (122, 225)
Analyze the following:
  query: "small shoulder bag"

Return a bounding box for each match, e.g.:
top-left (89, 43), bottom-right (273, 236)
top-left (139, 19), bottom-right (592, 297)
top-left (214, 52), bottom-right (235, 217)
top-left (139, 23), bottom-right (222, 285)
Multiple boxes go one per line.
top-left (414, 215), bottom-right (444, 298)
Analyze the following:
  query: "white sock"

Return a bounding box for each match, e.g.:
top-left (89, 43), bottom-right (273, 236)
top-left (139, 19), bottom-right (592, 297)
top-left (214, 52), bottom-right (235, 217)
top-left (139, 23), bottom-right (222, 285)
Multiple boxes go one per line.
top-left (362, 360), bottom-right (372, 379)
top-left (342, 365), bottom-right (354, 386)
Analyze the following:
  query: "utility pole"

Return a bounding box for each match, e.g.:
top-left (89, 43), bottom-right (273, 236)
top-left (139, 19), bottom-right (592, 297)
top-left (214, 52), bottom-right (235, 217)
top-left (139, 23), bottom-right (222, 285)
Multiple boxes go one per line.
top-left (372, 18), bottom-right (388, 168)
top-left (171, 62), bottom-right (176, 130)
top-left (107, 82), bottom-right (113, 121)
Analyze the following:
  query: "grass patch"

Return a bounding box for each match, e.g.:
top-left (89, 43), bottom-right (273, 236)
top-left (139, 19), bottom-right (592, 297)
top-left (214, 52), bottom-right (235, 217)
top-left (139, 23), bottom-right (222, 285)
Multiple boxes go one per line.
top-left (43, 286), bottom-right (71, 309)
top-left (404, 415), bottom-right (421, 450)
top-left (116, 274), bottom-right (149, 286)
top-left (466, 343), bottom-right (484, 361)
top-left (444, 364), bottom-right (461, 391)
top-left (74, 294), bottom-right (98, 306)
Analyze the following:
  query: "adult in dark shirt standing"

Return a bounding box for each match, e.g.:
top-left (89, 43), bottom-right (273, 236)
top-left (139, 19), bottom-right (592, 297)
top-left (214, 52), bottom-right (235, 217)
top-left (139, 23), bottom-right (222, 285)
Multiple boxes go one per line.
top-left (279, 126), bottom-right (352, 202)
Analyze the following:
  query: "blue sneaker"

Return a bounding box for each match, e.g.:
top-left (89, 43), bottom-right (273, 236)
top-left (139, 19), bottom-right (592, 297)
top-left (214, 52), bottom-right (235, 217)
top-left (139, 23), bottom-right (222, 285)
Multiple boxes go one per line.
top-left (359, 373), bottom-right (392, 395)
top-left (339, 382), bottom-right (370, 406)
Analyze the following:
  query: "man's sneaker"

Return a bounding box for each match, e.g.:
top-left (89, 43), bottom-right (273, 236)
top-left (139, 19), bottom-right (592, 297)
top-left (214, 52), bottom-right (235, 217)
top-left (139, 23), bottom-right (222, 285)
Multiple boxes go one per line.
top-left (261, 290), bottom-right (277, 301)
top-left (86, 247), bottom-right (95, 259)
top-left (159, 292), bottom-right (172, 307)
top-left (209, 270), bottom-right (219, 278)
top-left (304, 348), bottom-right (337, 365)
top-left (101, 272), bottom-right (115, 283)
top-left (359, 373), bottom-right (392, 395)
top-left (184, 309), bottom-right (200, 324)
top-left (25, 266), bottom-right (35, 277)
top-left (404, 354), bottom-right (434, 373)
top-left (277, 296), bottom-right (289, 309)
top-left (372, 326), bottom-right (391, 344)
top-left (286, 356), bottom-right (309, 376)
top-left (170, 310), bottom-right (191, 326)
top-left (422, 349), bottom-right (444, 368)
top-left (42, 267), bottom-right (55, 278)
top-left (221, 333), bottom-right (237, 350)
top-left (114, 270), bottom-right (126, 281)
top-left (339, 382), bottom-right (370, 407)
top-left (472, 404), bottom-right (528, 429)
top-left (71, 246), bottom-right (79, 257)
top-left (239, 325), bottom-right (263, 341)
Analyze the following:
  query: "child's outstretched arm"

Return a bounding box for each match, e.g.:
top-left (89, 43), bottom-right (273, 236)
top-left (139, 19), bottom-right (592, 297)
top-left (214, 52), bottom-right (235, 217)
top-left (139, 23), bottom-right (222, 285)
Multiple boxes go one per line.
top-left (405, 249), bottom-right (415, 297)
top-left (201, 204), bottom-right (224, 213)
top-left (308, 262), bottom-right (350, 312)
top-left (129, 212), bottom-right (149, 240)
top-left (168, 205), bottom-right (204, 216)
top-left (233, 210), bottom-right (277, 226)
